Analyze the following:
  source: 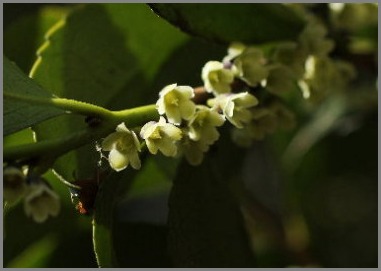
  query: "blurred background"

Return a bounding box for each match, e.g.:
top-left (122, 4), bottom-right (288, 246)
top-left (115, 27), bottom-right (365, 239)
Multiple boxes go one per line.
top-left (3, 3), bottom-right (378, 267)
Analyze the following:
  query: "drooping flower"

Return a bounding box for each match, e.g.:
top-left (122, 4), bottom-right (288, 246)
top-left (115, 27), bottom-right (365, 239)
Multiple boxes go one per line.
top-left (264, 64), bottom-right (297, 95)
top-left (233, 47), bottom-right (269, 87)
top-left (188, 105), bottom-right (225, 145)
top-left (201, 61), bottom-right (235, 95)
top-left (156, 83), bottom-right (196, 125)
top-left (24, 179), bottom-right (60, 223)
top-left (101, 122), bottom-right (141, 171)
top-left (231, 107), bottom-right (277, 146)
top-left (140, 116), bottom-right (182, 157)
top-left (208, 92), bottom-right (259, 128)
top-left (3, 166), bottom-right (27, 205)
top-left (299, 22), bottom-right (335, 57)
top-left (223, 42), bottom-right (247, 64)
top-left (180, 135), bottom-right (209, 166)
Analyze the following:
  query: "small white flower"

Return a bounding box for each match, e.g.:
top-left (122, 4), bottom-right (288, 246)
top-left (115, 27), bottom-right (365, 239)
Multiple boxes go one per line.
top-left (140, 116), bottom-right (182, 157)
top-left (3, 166), bottom-right (27, 205)
top-left (180, 136), bottom-right (209, 166)
top-left (299, 22), bottom-right (334, 57)
top-left (24, 181), bottom-right (60, 223)
top-left (208, 92), bottom-right (258, 128)
top-left (156, 83), bottom-right (196, 125)
top-left (201, 61), bottom-right (235, 95)
top-left (102, 123), bottom-right (141, 171)
top-left (188, 105), bottom-right (225, 145)
top-left (234, 47), bottom-right (269, 87)
top-left (223, 42), bottom-right (246, 63)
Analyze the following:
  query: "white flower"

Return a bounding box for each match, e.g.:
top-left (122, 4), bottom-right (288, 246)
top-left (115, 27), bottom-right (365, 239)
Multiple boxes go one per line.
top-left (180, 106), bottom-right (225, 166)
top-left (265, 65), bottom-right (296, 95)
top-left (3, 166), bottom-right (27, 205)
top-left (201, 61), bottom-right (235, 95)
top-left (299, 22), bottom-right (334, 57)
top-left (24, 181), bottom-right (60, 223)
top-left (102, 123), bottom-right (141, 171)
top-left (208, 92), bottom-right (258, 128)
top-left (223, 42), bottom-right (246, 63)
top-left (180, 136), bottom-right (209, 166)
top-left (156, 83), bottom-right (196, 125)
top-left (140, 116), bottom-right (182, 157)
top-left (234, 47), bottom-right (269, 87)
top-left (188, 105), bottom-right (225, 145)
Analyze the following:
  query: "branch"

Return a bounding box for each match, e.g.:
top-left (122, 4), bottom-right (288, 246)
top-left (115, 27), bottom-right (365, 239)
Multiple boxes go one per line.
top-left (4, 104), bottom-right (158, 162)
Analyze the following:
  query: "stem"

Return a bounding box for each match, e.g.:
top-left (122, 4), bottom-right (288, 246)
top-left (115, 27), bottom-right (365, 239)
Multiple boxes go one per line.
top-left (111, 104), bottom-right (159, 123)
top-left (4, 92), bottom-right (113, 119)
top-left (3, 104), bottom-right (159, 162)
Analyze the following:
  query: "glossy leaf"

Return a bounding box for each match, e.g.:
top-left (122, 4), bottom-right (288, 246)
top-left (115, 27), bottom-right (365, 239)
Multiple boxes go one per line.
top-left (29, 3), bottom-right (188, 267)
top-left (3, 57), bottom-right (65, 136)
top-left (167, 127), bottom-right (256, 267)
top-left (149, 4), bottom-right (305, 45)
top-left (4, 5), bottom-right (70, 73)
top-left (31, 3), bottom-right (188, 180)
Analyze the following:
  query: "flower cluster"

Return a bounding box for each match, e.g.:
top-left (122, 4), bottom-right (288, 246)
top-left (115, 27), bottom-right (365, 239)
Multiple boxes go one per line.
top-left (4, 166), bottom-right (60, 223)
top-left (100, 14), bottom-right (356, 170)
top-left (101, 45), bottom-right (262, 167)
top-left (101, 82), bottom-right (230, 167)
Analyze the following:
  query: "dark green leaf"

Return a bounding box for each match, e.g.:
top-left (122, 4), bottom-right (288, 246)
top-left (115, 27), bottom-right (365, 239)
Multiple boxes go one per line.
top-left (3, 57), bottom-right (65, 136)
top-left (149, 4), bottom-right (306, 45)
top-left (167, 127), bottom-right (256, 267)
top-left (29, 3), bottom-right (188, 267)
top-left (4, 5), bottom-right (70, 73)
top-left (31, 3), bottom-right (188, 180)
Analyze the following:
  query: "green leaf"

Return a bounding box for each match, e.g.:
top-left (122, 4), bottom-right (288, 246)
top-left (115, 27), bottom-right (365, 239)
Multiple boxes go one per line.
top-left (31, 3), bottom-right (188, 180)
top-left (93, 153), bottom-right (178, 267)
top-left (3, 57), bottom-right (65, 136)
top-left (4, 5), bottom-right (70, 73)
top-left (149, 4), bottom-right (306, 45)
top-left (6, 234), bottom-right (58, 268)
top-left (29, 3), bottom-right (189, 267)
top-left (167, 127), bottom-right (256, 267)
top-left (111, 155), bottom-right (176, 267)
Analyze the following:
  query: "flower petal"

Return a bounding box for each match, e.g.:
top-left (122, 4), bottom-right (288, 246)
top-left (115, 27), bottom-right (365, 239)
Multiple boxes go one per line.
top-left (108, 149), bottom-right (129, 172)
top-left (101, 132), bottom-right (123, 151)
top-left (162, 123), bottom-right (182, 140)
